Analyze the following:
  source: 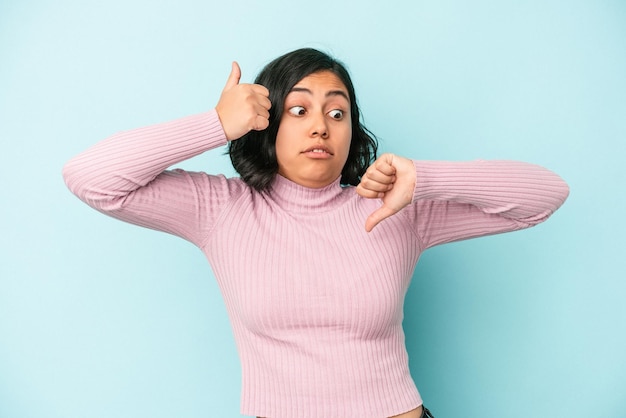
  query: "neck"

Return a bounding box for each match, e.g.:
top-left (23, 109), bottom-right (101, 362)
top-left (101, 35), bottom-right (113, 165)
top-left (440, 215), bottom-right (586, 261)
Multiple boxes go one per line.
top-left (267, 174), bottom-right (349, 213)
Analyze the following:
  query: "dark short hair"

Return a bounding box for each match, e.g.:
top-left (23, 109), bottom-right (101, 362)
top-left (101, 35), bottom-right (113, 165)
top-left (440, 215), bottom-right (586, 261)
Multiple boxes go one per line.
top-left (228, 48), bottom-right (378, 192)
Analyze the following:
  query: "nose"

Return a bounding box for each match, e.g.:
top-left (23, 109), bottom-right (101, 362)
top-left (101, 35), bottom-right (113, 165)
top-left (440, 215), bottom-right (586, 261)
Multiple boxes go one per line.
top-left (310, 112), bottom-right (329, 139)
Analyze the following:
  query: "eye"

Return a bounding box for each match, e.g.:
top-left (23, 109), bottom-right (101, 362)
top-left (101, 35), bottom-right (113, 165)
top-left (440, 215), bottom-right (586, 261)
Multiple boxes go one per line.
top-left (288, 106), bottom-right (306, 116)
top-left (328, 109), bottom-right (344, 120)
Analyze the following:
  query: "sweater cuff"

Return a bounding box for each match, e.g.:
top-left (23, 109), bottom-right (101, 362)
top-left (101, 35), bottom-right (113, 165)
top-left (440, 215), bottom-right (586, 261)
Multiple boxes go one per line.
top-left (196, 108), bottom-right (229, 149)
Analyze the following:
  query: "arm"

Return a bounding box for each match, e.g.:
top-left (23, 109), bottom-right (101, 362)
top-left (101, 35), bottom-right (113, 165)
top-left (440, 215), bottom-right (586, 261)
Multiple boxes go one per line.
top-left (62, 62), bottom-right (271, 245)
top-left (62, 110), bottom-right (235, 245)
top-left (408, 159), bottom-right (569, 248)
top-left (357, 154), bottom-right (569, 248)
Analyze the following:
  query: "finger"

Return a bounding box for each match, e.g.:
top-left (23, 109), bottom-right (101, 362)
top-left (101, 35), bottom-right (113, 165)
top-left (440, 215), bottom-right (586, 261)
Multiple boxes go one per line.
top-left (251, 84), bottom-right (270, 97)
top-left (378, 154), bottom-right (397, 172)
top-left (356, 183), bottom-right (386, 199)
top-left (373, 159), bottom-right (395, 173)
top-left (359, 178), bottom-right (393, 194)
top-left (359, 167), bottom-right (396, 192)
top-left (365, 205), bottom-right (396, 232)
top-left (363, 168), bottom-right (395, 185)
top-left (254, 94), bottom-right (272, 111)
top-left (222, 61), bottom-right (241, 92)
top-left (252, 104), bottom-right (270, 120)
top-left (249, 92), bottom-right (271, 116)
top-left (252, 114), bottom-right (270, 131)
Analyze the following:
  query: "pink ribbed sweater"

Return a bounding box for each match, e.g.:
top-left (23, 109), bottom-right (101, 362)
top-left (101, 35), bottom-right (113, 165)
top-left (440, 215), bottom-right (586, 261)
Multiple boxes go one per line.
top-left (63, 109), bottom-right (569, 417)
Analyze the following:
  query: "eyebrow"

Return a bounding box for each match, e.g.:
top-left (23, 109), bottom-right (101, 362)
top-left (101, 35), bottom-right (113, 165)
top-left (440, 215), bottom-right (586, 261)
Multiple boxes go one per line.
top-left (289, 87), bottom-right (350, 101)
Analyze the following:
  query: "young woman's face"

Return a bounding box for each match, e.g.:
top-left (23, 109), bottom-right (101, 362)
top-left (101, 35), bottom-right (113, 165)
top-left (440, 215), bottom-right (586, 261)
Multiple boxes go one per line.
top-left (275, 71), bottom-right (352, 188)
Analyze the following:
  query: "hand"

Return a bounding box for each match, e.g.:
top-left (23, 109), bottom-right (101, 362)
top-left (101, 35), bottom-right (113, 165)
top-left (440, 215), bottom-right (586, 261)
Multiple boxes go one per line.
top-left (215, 62), bottom-right (272, 141)
top-left (356, 153), bottom-right (416, 232)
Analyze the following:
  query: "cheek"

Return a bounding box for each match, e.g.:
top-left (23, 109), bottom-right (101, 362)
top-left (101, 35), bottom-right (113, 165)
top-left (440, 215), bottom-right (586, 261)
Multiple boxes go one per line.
top-left (274, 120), bottom-right (288, 150)
top-left (341, 126), bottom-right (353, 153)
top-left (274, 123), bottom-right (294, 168)
top-left (274, 138), bottom-right (288, 167)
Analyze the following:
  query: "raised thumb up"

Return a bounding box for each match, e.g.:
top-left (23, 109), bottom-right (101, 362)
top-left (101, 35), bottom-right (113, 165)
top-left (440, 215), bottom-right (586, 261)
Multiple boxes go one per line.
top-left (215, 62), bottom-right (272, 141)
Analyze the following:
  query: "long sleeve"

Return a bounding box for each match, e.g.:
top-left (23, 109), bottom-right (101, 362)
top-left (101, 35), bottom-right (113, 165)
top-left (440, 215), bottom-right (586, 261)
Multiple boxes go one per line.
top-left (62, 109), bottom-right (246, 246)
top-left (404, 159), bottom-right (569, 249)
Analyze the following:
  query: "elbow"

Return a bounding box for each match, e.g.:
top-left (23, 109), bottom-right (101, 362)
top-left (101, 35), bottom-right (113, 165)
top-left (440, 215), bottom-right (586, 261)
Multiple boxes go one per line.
top-left (519, 176), bottom-right (570, 229)
top-left (500, 171), bottom-right (570, 230)
top-left (61, 156), bottom-right (125, 211)
top-left (62, 156), bottom-right (95, 201)
top-left (543, 173), bottom-right (570, 217)
top-left (62, 157), bottom-right (83, 198)
top-left (556, 177), bottom-right (570, 209)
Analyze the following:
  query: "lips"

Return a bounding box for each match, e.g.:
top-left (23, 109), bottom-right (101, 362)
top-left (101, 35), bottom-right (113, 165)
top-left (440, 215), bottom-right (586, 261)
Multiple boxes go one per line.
top-left (302, 145), bottom-right (333, 155)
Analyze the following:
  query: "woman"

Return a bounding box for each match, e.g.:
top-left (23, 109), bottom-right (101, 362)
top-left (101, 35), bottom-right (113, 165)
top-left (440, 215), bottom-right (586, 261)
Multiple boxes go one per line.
top-left (63, 48), bottom-right (569, 418)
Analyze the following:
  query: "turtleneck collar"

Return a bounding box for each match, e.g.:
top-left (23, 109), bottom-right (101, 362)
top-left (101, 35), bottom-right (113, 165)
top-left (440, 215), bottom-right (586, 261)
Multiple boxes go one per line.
top-left (267, 174), bottom-right (351, 213)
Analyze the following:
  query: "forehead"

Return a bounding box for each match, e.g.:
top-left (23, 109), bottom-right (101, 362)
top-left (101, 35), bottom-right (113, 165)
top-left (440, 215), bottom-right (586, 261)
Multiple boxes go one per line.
top-left (291, 71), bottom-right (349, 95)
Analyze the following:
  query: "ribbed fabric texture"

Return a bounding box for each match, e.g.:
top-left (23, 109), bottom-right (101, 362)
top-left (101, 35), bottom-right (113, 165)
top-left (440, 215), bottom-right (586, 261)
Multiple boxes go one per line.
top-left (63, 110), bottom-right (569, 418)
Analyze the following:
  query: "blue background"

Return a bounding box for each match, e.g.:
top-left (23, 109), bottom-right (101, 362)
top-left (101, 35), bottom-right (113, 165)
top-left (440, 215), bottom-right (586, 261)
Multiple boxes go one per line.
top-left (1, 0), bottom-right (625, 417)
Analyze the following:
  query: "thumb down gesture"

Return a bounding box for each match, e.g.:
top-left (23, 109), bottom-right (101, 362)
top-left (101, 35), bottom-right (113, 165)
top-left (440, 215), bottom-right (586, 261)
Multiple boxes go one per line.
top-left (356, 153), bottom-right (416, 232)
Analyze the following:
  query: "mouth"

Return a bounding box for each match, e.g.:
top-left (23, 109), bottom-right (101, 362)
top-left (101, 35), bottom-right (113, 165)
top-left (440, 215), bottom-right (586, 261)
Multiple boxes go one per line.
top-left (302, 145), bottom-right (334, 156)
